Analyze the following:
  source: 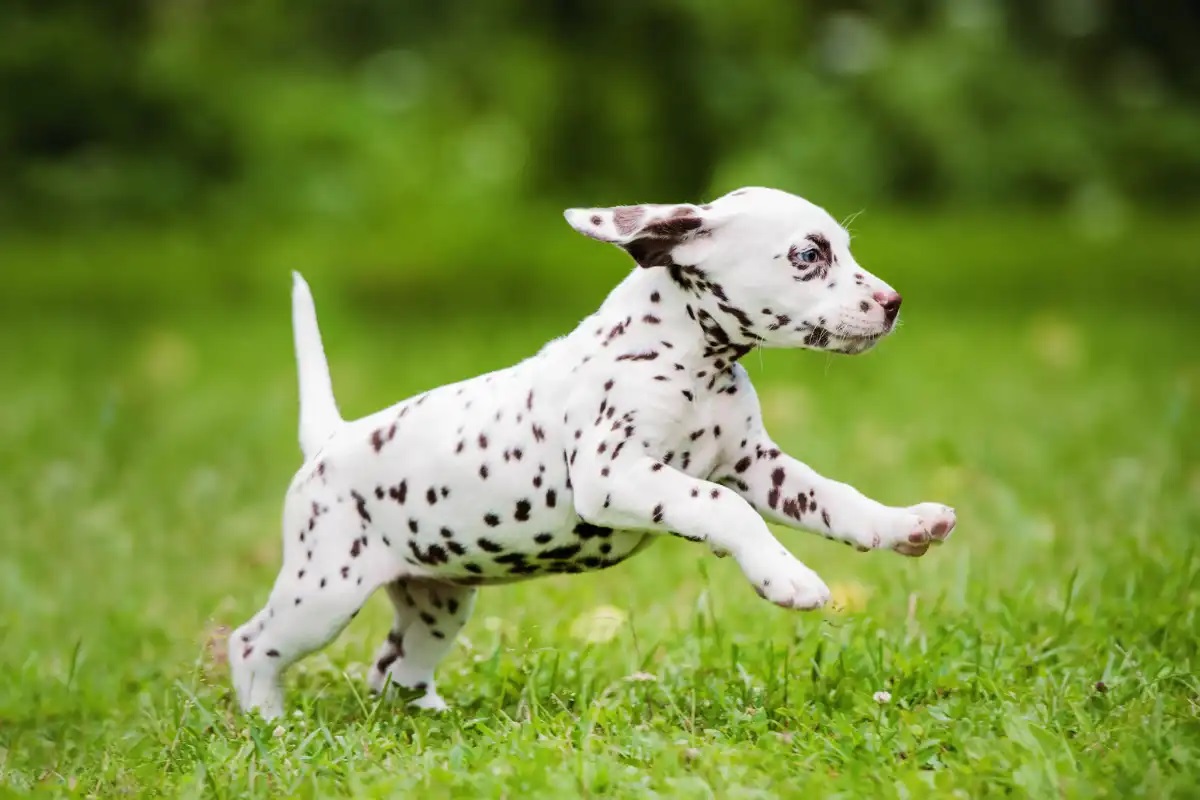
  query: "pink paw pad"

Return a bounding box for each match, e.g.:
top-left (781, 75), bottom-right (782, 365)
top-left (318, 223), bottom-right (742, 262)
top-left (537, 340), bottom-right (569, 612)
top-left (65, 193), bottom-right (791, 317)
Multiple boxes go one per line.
top-left (930, 519), bottom-right (955, 541)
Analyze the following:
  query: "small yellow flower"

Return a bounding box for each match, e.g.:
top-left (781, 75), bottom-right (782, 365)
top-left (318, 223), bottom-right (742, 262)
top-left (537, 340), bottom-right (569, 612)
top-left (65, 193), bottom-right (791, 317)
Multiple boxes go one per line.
top-left (826, 581), bottom-right (870, 614)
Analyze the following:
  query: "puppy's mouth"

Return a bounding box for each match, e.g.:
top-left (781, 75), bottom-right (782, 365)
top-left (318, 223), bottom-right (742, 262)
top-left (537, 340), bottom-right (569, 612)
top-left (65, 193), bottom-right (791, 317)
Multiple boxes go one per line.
top-left (831, 332), bottom-right (886, 354)
top-left (799, 322), bottom-right (894, 354)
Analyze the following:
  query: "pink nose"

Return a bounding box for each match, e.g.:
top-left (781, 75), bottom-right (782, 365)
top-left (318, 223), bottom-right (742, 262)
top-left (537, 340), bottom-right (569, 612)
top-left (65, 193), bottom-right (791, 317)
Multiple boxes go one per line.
top-left (873, 291), bottom-right (902, 323)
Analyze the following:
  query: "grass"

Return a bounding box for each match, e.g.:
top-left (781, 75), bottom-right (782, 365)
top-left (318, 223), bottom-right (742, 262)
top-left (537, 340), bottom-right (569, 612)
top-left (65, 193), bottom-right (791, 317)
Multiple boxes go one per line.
top-left (1, 243), bottom-right (1198, 797)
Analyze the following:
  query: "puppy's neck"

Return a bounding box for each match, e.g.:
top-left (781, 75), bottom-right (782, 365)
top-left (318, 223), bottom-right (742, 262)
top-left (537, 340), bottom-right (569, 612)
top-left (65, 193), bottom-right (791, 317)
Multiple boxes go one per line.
top-left (588, 267), bottom-right (760, 372)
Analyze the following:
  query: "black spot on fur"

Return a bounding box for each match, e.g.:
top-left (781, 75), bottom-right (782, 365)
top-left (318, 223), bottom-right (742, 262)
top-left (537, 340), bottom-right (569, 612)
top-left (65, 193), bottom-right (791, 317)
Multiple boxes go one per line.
top-left (377, 651), bottom-right (399, 673)
top-left (574, 522), bottom-right (613, 539)
top-left (539, 544), bottom-right (582, 560)
top-left (349, 490), bottom-right (371, 523)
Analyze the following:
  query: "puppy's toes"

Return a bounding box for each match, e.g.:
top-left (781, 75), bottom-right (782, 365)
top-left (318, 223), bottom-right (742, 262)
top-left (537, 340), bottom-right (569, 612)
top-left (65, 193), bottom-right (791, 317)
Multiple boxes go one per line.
top-left (891, 503), bottom-right (956, 556)
top-left (749, 558), bottom-right (830, 610)
top-left (929, 513), bottom-right (956, 541)
top-left (910, 503), bottom-right (956, 542)
top-left (410, 691), bottom-right (449, 712)
top-left (893, 539), bottom-right (931, 558)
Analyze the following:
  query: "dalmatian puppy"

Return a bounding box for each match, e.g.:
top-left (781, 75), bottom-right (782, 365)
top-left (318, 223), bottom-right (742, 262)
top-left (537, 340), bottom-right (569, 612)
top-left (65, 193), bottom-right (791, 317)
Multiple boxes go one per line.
top-left (229, 186), bottom-right (956, 719)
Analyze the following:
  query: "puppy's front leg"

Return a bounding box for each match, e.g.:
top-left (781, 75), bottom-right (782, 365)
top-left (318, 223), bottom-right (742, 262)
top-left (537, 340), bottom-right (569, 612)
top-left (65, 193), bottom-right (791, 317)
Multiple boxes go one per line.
top-left (573, 455), bottom-right (830, 610)
top-left (717, 439), bottom-right (956, 556)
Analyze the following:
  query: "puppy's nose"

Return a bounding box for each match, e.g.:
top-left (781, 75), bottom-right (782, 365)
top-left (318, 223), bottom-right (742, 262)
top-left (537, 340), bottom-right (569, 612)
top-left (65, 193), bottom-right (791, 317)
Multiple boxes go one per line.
top-left (873, 291), bottom-right (902, 323)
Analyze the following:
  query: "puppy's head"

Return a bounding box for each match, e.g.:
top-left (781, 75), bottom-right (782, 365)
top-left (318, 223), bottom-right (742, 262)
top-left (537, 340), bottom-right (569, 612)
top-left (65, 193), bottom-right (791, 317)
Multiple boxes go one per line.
top-left (565, 187), bottom-right (900, 355)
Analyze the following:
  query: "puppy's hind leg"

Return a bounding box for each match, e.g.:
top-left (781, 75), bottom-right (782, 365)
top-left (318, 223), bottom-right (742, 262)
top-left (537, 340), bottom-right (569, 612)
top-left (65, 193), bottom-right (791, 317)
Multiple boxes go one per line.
top-left (229, 503), bottom-right (390, 719)
top-left (368, 579), bottom-right (476, 710)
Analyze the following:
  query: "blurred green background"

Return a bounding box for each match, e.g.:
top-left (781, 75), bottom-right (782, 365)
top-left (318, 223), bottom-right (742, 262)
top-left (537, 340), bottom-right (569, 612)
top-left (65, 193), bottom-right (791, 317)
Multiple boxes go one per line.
top-left (2, 2), bottom-right (1200, 794)
top-left (3, 0), bottom-right (1199, 314)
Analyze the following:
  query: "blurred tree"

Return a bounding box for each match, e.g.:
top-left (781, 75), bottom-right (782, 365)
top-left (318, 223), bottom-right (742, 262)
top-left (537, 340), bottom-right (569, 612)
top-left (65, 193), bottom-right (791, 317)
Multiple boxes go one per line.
top-left (1, 0), bottom-right (1198, 224)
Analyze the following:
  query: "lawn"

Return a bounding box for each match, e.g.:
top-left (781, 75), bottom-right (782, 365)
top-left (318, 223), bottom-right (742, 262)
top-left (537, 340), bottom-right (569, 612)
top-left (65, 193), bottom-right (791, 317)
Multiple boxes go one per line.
top-left (1, 225), bottom-right (1198, 797)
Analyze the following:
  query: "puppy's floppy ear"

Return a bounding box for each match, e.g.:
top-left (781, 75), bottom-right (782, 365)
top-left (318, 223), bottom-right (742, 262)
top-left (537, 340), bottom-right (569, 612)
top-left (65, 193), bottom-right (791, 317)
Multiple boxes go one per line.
top-left (564, 203), bottom-right (708, 267)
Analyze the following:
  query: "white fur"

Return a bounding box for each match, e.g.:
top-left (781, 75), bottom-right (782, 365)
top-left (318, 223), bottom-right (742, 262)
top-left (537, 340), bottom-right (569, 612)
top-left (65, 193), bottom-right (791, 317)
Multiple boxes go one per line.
top-left (292, 272), bottom-right (342, 458)
top-left (229, 187), bottom-right (956, 719)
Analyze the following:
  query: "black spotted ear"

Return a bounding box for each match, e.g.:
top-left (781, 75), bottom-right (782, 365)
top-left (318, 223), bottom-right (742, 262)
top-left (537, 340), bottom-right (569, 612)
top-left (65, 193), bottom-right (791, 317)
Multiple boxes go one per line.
top-left (563, 203), bottom-right (707, 267)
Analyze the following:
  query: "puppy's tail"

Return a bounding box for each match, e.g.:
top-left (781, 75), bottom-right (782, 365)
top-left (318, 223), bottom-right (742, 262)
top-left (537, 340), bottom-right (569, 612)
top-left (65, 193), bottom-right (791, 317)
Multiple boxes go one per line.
top-left (291, 272), bottom-right (342, 459)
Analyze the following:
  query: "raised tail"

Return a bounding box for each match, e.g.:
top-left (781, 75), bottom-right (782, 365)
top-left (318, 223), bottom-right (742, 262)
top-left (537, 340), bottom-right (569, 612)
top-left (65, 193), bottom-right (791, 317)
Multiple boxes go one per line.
top-left (291, 272), bottom-right (342, 459)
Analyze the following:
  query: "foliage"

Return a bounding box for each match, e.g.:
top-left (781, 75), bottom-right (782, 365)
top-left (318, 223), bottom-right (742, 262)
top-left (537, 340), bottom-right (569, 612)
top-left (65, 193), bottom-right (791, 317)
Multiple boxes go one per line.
top-left (3, 0), bottom-right (1200, 228)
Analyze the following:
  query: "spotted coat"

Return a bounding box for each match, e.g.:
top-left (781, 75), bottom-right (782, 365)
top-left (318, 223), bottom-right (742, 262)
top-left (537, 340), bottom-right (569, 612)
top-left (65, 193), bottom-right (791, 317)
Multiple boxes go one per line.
top-left (229, 187), bottom-right (957, 720)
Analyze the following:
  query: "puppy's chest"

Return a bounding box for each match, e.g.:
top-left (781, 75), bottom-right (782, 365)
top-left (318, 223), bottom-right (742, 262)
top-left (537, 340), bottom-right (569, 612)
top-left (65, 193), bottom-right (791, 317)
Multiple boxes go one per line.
top-left (651, 389), bottom-right (732, 479)
top-left (579, 361), bottom-right (736, 482)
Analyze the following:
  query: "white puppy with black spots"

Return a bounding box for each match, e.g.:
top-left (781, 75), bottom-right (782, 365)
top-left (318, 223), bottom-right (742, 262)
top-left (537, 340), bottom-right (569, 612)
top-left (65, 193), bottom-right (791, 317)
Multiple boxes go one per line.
top-left (229, 186), bottom-right (957, 719)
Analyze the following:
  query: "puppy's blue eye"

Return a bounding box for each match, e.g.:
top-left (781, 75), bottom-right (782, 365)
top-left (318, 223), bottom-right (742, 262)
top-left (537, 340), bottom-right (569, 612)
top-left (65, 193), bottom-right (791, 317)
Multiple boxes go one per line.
top-left (798, 247), bottom-right (819, 264)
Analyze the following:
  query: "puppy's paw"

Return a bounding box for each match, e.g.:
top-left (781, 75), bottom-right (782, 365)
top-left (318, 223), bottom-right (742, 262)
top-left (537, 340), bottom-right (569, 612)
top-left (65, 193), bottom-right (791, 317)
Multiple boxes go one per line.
top-left (890, 503), bottom-right (956, 557)
top-left (232, 674), bottom-right (285, 720)
top-left (744, 553), bottom-right (830, 610)
top-left (409, 691), bottom-right (449, 712)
